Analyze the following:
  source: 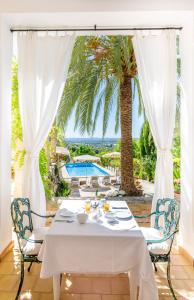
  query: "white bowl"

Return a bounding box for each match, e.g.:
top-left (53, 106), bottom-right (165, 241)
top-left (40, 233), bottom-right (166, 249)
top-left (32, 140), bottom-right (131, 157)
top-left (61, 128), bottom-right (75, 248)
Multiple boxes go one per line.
top-left (77, 213), bottom-right (88, 224)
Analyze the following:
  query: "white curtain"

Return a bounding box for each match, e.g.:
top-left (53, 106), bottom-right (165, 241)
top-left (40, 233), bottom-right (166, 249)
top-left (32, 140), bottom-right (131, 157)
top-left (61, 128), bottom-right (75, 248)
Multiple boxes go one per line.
top-left (132, 30), bottom-right (177, 223)
top-left (17, 32), bottom-right (75, 228)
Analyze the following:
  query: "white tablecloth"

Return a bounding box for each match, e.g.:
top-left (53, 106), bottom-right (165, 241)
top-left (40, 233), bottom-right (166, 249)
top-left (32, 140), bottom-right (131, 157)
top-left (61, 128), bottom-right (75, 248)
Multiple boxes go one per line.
top-left (39, 200), bottom-right (158, 300)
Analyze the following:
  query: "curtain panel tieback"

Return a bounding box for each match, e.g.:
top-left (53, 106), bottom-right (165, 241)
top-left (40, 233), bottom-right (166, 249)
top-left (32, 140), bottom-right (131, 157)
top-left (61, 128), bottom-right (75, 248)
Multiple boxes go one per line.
top-left (157, 148), bottom-right (171, 155)
top-left (25, 151), bottom-right (39, 159)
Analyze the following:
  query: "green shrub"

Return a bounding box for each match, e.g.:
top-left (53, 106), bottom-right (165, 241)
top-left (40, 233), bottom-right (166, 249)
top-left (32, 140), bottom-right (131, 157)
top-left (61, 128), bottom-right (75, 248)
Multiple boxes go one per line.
top-left (39, 148), bottom-right (54, 200)
top-left (173, 157), bottom-right (180, 179)
top-left (39, 148), bottom-right (48, 178)
top-left (55, 180), bottom-right (71, 197)
top-left (139, 121), bottom-right (156, 160)
top-left (109, 158), bottom-right (120, 169)
top-left (133, 158), bottom-right (142, 178)
top-left (174, 179), bottom-right (181, 193)
top-left (70, 144), bottom-right (95, 157)
top-left (43, 177), bottom-right (54, 200)
top-left (100, 157), bottom-right (111, 167)
top-left (141, 155), bottom-right (156, 182)
top-left (133, 139), bottom-right (141, 159)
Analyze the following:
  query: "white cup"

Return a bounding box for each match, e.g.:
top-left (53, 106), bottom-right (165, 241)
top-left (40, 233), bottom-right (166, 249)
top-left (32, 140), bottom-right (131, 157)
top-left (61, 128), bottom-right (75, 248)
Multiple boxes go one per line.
top-left (77, 213), bottom-right (88, 224)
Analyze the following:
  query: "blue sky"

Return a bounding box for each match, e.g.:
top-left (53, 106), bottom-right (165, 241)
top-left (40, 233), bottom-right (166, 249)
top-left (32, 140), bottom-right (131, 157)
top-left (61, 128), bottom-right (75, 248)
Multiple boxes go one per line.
top-left (65, 92), bottom-right (144, 139)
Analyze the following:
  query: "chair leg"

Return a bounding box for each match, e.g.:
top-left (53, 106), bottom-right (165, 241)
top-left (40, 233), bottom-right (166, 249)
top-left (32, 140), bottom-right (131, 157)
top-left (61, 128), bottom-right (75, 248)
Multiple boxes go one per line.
top-left (167, 257), bottom-right (177, 300)
top-left (153, 262), bottom-right (158, 272)
top-left (15, 260), bottom-right (24, 300)
top-left (27, 262), bottom-right (33, 272)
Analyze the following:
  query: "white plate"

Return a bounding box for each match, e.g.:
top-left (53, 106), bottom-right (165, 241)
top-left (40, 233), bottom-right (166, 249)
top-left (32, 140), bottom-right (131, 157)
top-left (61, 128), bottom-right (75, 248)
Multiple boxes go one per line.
top-left (59, 208), bottom-right (75, 218)
top-left (105, 212), bottom-right (116, 219)
top-left (116, 211), bottom-right (131, 220)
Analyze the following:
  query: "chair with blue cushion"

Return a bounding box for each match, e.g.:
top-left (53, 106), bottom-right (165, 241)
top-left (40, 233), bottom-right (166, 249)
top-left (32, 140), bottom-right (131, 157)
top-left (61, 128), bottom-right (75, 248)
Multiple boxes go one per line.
top-left (11, 197), bottom-right (55, 300)
top-left (134, 198), bottom-right (180, 300)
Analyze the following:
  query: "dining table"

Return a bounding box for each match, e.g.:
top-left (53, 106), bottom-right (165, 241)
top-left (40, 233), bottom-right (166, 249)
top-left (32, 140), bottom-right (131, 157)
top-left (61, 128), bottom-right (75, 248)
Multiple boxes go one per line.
top-left (38, 199), bottom-right (158, 300)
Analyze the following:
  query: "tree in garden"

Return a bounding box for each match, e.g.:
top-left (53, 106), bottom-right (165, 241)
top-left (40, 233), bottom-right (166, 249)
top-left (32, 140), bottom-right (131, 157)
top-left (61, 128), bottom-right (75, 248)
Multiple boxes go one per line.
top-left (58, 36), bottom-right (143, 195)
top-left (70, 144), bottom-right (95, 157)
top-left (139, 121), bottom-right (156, 182)
top-left (139, 121), bottom-right (156, 159)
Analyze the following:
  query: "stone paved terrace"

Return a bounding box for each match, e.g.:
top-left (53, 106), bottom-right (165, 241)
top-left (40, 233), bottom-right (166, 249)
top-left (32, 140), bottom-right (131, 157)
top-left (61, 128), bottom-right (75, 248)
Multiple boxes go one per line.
top-left (0, 245), bottom-right (194, 300)
top-left (0, 197), bottom-right (190, 300)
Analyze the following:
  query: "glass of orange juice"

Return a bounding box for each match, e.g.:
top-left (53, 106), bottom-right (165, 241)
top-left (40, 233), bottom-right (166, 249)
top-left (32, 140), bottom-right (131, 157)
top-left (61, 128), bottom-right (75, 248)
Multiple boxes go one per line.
top-left (103, 201), bottom-right (110, 212)
top-left (85, 201), bottom-right (91, 213)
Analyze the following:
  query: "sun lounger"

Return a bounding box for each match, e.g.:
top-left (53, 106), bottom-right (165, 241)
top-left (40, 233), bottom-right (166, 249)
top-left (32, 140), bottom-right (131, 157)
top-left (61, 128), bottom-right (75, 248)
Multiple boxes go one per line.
top-left (102, 176), bottom-right (111, 186)
top-left (71, 177), bottom-right (80, 187)
top-left (90, 176), bottom-right (99, 188)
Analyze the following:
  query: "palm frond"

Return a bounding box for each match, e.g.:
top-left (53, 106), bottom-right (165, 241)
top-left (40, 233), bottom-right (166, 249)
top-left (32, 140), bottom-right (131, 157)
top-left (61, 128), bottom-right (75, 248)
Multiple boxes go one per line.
top-left (115, 80), bottom-right (120, 133)
top-left (133, 76), bottom-right (144, 118)
top-left (103, 76), bottom-right (119, 136)
top-left (91, 80), bottom-right (106, 135)
top-left (58, 35), bottom-right (144, 137)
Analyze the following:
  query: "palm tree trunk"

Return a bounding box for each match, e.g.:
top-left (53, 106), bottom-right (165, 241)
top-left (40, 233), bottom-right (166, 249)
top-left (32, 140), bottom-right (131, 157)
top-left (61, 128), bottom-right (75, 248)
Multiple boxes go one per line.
top-left (120, 75), bottom-right (138, 195)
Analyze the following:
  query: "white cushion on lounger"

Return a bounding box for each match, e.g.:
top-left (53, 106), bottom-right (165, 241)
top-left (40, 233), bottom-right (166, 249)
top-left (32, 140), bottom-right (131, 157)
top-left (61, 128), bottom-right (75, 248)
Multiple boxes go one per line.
top-left (22, 227), bottom-right (49, 256)
top-left (140, 227), bottom-right (170, 255)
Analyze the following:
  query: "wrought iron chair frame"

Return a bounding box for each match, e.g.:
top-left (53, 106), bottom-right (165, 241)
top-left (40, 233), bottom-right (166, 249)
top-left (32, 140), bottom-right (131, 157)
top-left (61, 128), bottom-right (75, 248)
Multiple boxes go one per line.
top-left (11, 198), bottom-right (55, 300)
top-left (135, 198), bottom-right (180, 300)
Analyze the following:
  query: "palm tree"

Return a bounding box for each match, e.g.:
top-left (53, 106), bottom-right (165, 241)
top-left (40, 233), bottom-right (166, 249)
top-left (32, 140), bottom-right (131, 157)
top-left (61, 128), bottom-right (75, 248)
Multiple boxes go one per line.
top-left (58, 36), bottom-right (142, 195)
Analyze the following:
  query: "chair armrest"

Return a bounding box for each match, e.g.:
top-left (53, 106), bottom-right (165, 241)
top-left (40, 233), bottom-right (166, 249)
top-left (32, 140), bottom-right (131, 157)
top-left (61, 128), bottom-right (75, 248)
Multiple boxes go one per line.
top-left (146, 230), bottom-right (178, 244)
top-left (22, 235), bottom-right (43, 244)
top-left (134, 211), bottom-right (163, 219)
top-left (31, 210), bottom-right (55, 218)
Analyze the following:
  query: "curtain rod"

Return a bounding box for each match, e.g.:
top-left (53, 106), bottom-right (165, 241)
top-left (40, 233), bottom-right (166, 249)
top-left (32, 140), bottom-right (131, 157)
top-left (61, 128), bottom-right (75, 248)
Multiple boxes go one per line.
top-left (10, 25), bottom-right (183, 32)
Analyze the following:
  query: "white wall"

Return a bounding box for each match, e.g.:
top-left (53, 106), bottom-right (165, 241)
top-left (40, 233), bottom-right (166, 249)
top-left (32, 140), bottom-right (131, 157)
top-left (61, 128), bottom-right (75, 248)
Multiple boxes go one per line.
top-left (0, 16), bottom-right (12, 254)
top-left (179, 16), bottom-right (194, 257)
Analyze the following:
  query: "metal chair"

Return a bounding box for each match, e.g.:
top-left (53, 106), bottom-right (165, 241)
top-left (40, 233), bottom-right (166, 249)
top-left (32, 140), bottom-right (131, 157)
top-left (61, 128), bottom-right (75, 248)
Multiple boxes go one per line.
top-left (71, 177), bottom-right (80, 188)
top-left (134, 198), bottom-right (180, 299)
top-left (11, 198), bottom-right (55, 300)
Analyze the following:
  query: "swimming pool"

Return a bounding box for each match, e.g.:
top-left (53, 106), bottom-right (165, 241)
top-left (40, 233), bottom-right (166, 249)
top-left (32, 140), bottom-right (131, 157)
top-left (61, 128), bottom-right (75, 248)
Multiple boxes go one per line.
top-left (65, 162), bottom-right (109, 177)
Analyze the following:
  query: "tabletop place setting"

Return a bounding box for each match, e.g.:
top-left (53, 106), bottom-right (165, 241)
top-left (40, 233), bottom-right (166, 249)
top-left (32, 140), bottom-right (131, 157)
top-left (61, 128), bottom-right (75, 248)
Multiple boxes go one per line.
top-left (54, 199), bottom-right (136, 230)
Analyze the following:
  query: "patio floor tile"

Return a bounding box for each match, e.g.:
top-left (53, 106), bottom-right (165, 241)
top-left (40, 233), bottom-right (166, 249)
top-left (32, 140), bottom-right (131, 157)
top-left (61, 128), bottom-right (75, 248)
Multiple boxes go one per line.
top-left (64, 277), bottom-right (93, 294)
top-left (33, 277), bottom-right (53, 293)
top-left (171, 255), bottom-right (191, 266)
top-left (0, 274), bottom-right (19, 292)
top-left (62, 294), bottom-right (81, 300)
top-left (0, 244), bottom-right (193, 300)
top-left (91, 277), bottom-right (112, 294)
top-left (20, 291), bottom-right (40, 300)
top-left (22, 275), bottom-right (38, 291)
top-left (101, 295), bottom-right (125, 300)
top-left (0, 262), bottom-right (17, 275)
top-left (110, 278), bottom-right (129, 295)
top-left (80, 294), bottom-right (101, 300)
top-left (0, 292), bottom-right (19, 300)
top-left (39, 293), bottom-right (53, 300)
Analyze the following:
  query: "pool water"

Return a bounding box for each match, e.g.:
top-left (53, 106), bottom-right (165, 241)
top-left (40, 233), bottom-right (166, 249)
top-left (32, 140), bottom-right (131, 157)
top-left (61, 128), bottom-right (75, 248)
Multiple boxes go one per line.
top-left (65, 162), bottom-right (109, 177)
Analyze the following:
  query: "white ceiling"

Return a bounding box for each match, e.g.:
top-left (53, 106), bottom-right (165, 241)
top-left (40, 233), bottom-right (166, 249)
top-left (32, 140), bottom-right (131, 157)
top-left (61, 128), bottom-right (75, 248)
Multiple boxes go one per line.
top-left (0, 0), bottom-right (194, 13)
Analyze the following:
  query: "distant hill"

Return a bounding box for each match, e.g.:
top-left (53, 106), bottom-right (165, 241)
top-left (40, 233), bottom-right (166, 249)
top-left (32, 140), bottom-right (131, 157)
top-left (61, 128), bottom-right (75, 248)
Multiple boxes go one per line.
top-left (65, 137), bottom-right (119, 145)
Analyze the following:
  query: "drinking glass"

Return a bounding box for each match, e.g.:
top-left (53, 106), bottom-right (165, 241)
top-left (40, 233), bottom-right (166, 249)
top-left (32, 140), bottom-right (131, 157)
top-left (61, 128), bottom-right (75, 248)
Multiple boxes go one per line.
top-left (103, 201), bottom-right (110, 212)
top-left (85, 201), bottom-right (91, 213)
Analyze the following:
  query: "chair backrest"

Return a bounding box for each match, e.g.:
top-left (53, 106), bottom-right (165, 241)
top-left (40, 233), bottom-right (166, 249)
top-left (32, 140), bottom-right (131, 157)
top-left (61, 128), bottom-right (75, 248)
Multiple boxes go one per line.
top-left (91, 176), bottom-right (98, 181)
top-left (91, 177), bottom-right (99, 187)
top-left (11, 198), bottom-right (33, 250)
top-left (154, 198), bottom-right (180, 238)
